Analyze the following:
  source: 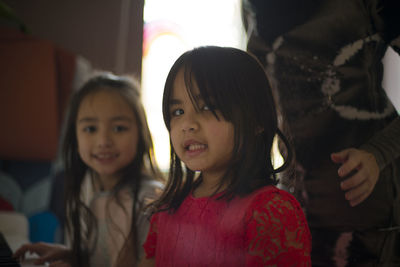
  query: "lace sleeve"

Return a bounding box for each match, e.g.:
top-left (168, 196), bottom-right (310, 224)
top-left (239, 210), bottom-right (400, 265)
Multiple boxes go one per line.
top-left (142, 213), bottom-right (159, 259)
top-left (244, 189), bottom-right (311, 266)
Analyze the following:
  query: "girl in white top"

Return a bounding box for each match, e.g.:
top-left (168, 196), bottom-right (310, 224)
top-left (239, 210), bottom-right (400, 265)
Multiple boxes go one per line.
top-left (14, 74), bottom-right (163, 267)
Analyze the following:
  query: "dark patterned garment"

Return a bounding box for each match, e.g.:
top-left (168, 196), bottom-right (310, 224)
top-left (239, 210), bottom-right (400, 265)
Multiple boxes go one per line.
top-left (243, 0), bottom-right (400, 266)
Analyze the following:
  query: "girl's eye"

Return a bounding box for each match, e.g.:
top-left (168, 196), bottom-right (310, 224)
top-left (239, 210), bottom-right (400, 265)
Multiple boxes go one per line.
top-left (83, 126), bottom-right (96, 133)
top-left (113, 125), bottom-right (128, 132)
top-left (172, 108), bottom-right (184, 117)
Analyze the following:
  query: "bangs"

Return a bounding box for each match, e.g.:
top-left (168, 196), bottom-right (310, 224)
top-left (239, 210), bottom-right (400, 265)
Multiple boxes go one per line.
top-left (181, 64), bottom-right (222, 121)
top-left (181, 59), bottom-right (238, 123)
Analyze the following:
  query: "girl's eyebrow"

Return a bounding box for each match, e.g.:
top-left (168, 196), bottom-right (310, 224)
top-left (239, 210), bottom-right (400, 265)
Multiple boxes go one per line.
top-left (169, 98), bottom-right (182, 106)
top-left (111, 116), bottom-right (134, 122)
top-left (111, 116), bottom-right (132, 121)
top-left (169, 93), bottom-right (204, 108)
top-left (77, 116), bottom-right (134, 124)
top-left (77, 117), bottom-right (97, 124)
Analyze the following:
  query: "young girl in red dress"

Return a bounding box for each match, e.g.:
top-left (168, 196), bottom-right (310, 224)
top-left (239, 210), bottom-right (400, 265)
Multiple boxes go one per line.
top-left (139, 46), bottom-right (311, 267)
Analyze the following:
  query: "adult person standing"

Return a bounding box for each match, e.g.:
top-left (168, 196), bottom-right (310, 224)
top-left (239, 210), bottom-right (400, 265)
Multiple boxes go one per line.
top-left (243, 0), bottom-right (400, 266)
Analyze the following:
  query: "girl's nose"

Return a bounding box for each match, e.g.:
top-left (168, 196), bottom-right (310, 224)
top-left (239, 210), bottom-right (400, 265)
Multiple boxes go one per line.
top-left (98, 131), bottom-right (113, 147)
top-left (182, 114), bottom-right (199, 132)
top-left (182, 125), bottom-right (196, 132)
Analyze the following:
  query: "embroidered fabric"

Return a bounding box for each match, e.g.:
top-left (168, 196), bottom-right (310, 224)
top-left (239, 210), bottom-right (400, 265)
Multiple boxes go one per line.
top-left (143, 186), bottom-right (311, 266)
top-left (245, 190), bottom-right (311, 266)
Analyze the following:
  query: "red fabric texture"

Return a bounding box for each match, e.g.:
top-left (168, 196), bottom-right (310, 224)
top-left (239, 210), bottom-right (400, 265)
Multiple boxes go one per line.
top-left (143, 186), bottom-right (311, 266)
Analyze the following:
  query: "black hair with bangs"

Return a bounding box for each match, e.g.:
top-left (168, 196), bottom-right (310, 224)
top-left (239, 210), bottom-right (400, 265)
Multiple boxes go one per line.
top-left (153, 46), bottom-right (292, 212)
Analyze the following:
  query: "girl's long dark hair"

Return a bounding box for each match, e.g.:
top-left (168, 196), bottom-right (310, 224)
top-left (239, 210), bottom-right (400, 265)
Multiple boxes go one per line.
top-left (61, 73), bottom-right (160, 267)
top-left (151, 46), bottom-right (293, 213)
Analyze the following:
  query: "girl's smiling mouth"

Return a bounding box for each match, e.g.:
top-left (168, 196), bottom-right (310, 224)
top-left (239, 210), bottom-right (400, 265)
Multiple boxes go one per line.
top-left (183, 140), bottom-right (208, 155)
top-left (93, 152), bottom-right (119, 163)
top-left (187, 143), bottom-right (207, 151)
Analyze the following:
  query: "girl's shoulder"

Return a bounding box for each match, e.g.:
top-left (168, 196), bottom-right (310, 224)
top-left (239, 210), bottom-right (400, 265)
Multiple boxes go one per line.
top-left (243, 188), bottom-right (312, 265)
top-left (138, 175), bottom-right (164, 205)
top-left (140, 175), bottom-right (164, 190)
top-left (244, 185), bottom-right (305, 220)
top-left (250, 185), bottom-right (298, 203)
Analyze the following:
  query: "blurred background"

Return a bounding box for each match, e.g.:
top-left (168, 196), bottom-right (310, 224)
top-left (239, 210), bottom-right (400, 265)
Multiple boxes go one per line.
top-left (0, 0), bottom-right (398, 249)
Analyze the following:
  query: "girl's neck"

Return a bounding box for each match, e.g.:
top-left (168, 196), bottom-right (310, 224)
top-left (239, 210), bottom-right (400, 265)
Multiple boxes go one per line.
top-left (193, 172), bottom-right (228, 198)
top-left (92, 173), bottom-right (120, 192)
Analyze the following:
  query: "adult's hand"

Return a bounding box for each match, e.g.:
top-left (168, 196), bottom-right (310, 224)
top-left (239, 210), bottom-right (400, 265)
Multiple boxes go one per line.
top-left (331, 148), bottom-right (379, 207)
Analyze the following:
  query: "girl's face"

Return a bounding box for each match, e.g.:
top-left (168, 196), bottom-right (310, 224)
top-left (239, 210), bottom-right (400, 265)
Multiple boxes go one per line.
top-left (169, 69), bottom-right (235, 182)
top-left (76, 88), bottom-right (139, 188)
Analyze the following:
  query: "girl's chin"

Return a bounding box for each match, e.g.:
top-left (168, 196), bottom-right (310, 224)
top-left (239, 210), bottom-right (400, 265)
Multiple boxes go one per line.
top-left (94, 168), bottom-right (120, 177)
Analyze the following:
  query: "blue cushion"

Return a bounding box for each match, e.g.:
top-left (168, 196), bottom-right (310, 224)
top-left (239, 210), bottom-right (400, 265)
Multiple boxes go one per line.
top-left (28, 211), bottom-right (60, 243)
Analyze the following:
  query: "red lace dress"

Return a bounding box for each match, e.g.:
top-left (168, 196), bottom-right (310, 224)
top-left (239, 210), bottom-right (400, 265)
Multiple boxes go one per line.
top-left (143, 185), bottom-right (311, 266)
